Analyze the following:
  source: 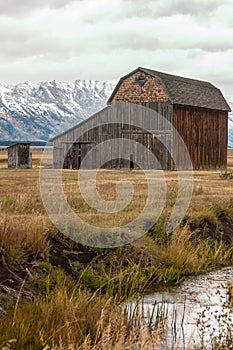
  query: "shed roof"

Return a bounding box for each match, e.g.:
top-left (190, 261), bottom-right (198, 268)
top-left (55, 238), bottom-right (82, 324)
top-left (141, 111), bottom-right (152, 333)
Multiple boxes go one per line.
top-left (7, 142), bottom-right (31, 149)
top-left (108, 67), bottom-right (231, 112)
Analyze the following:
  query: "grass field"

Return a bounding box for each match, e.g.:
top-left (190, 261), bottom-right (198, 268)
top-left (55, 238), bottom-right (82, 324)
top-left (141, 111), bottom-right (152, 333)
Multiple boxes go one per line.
top-left (0, 148), bottom-right (233, 349)
top-left (0, 148), bottom-right (233, 228)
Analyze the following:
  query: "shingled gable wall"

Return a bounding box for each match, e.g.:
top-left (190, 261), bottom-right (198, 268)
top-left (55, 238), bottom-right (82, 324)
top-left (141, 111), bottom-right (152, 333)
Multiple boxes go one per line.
top-left (111, 71), bottom-right (170, 103)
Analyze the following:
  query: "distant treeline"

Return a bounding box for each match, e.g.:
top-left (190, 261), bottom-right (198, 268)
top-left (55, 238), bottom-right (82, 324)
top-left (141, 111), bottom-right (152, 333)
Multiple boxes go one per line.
top-left (0, 141), bottom-right (52, 146)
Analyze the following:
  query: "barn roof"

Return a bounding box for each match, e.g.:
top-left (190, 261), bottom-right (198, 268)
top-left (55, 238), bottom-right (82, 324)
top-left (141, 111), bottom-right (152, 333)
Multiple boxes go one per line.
top-left (108, 67), bottom-right (231, 112)
top-left (50, 106), bottom-right (110, 141)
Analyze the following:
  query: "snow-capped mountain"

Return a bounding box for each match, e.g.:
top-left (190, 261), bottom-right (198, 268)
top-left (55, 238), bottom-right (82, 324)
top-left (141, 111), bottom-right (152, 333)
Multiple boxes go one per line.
top-left (0, 81), bottom-right (232, 147)
top-left (0, 80), bottom-right (114, 141)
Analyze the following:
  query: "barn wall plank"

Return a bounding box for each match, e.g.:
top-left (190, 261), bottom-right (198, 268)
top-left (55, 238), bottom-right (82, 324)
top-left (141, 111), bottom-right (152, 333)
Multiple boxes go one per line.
top-left (172, 104), bottom-right (228, 169)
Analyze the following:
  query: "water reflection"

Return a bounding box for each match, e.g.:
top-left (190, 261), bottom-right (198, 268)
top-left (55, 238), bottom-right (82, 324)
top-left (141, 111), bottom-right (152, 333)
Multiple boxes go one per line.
top-left (129, 267), bottom-right (233, 349)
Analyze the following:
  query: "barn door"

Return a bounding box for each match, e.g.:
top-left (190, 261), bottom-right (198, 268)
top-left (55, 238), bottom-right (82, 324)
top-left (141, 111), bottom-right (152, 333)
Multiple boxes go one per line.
top-left (151, 133), bottom-right (171, 170)
top-left (64, 143), bottom-right (95, 169)
top-left (120, 132), bottom-right (171, 170)
top-left (80, 143), bottom-right (95, 169)
top-left (71, 144), bottom-right (79, 169)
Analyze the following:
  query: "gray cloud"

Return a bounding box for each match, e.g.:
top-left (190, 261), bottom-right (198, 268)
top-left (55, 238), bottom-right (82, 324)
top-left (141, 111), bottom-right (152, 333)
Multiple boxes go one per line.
top-left (86, 0), bottom-right (224, 22)
top-left (151, 0), bottom-right (223, 17)
top-left (0, 0), bottom-right (232, 100)
top-left (0, 0), bottom-right (76, 15)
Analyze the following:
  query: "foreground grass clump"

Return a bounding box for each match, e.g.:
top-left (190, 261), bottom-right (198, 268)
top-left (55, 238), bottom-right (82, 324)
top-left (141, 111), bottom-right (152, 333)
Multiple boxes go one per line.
top-left (148, 205), bottom-right (233, 285)
top-left (0, 218), bottom-right (48, 263)
top-left (0, 287), bottom-right (109, 349)
top-left (159, 227), bottom-right (233, 284)
top-left (0, 278), bottom-right (161, 350)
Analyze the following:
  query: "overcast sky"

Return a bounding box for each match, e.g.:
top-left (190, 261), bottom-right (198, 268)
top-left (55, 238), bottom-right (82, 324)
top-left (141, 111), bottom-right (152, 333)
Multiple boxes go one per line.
top-left (0, 0), bottom-right (233, 101)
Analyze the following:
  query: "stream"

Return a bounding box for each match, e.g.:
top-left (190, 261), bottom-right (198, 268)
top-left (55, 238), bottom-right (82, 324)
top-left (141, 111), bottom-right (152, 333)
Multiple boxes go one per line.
top-left (129, 267), bottom-right (233, 349)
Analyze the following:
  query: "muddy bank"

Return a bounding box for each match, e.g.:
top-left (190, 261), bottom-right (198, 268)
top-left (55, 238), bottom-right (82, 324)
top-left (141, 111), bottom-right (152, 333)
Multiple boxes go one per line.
top-left (1, 213), bottom-right (233, 312)
top-left (189, 212), bottom-right (233, 243)
top-left (0, 232), bottom-right (101, 308)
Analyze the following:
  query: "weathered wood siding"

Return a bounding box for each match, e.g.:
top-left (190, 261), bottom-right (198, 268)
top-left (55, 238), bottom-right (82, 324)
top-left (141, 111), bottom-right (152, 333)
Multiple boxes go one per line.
top-left (8, 144), bottom-right (31, 169)
top-left (8, 146), bottom-right (17, 168)
top-left (18, 144), bottom-right (31, 168)
top-left (8, 143), bottom-right (32, 169)
top-left (111, 71), bottom-right (169, 103)
top-left (172, 105), bottom-right (228, 169)
top-left (53, 103), bottom-right (172, 169)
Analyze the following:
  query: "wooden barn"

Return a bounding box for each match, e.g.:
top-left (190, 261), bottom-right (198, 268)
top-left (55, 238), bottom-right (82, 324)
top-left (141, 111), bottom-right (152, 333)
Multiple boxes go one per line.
top-left (7, 142), bottom-right (32, 169)
top-left (51, 67), bottom-right (231, 170)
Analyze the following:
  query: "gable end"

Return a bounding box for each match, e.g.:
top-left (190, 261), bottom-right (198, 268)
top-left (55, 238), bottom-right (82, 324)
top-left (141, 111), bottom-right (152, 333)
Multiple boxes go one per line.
top-left (108, 69), bottom-right (170, 104)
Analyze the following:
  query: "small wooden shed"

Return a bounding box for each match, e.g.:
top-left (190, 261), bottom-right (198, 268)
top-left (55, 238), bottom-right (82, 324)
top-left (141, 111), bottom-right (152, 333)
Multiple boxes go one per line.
top-left (51, 67), bottom-right (231, 170)
top-left (7, 143), bottom-right (32, 169)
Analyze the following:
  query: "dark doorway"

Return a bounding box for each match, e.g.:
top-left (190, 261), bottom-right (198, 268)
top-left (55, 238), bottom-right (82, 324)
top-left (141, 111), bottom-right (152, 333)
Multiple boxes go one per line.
top-left (77, 144), bottom-right (81, 169)
top-left (130, 154), bottom-right (134, 170)
top-left (63, 142), bottom-right (96, 169)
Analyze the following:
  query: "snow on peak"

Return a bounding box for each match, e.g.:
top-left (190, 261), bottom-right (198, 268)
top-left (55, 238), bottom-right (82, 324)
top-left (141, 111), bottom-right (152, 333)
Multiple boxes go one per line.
top-left (0, 79), bottom-right (114, 141)
top-left (0, 80), bottom-right (232, 146)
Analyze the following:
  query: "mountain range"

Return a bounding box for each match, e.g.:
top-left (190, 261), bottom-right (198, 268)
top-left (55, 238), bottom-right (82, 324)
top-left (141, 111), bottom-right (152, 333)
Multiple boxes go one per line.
top-left (0, 80), bottom-right (232, 147)
top-left (0, 80), bottom-right (113, 142)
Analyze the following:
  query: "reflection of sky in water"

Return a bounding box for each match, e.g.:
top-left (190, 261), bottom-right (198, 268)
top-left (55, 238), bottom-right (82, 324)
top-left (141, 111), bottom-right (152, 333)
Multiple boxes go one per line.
top-left (129, 267), bottom-right (233, 349)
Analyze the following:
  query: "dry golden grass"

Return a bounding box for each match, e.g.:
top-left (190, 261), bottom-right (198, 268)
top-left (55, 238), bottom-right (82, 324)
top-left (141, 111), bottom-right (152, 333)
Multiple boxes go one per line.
top-left (0, 148), bottom-right (233, 231)
top-left (164, 226), bottom-right (233, 275)
top-left (1, 149), bottom-right (233, 350)
top-left (228, 148), bottom-right (233, 168)
top-left (0, 148), bottom-right (232, 285)
top-left (0, 217), bottom-right (48, 264)
top-left (0, 148), bottom-right (232, 270)
top-left (0, 286), bottom-right (162, 350)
